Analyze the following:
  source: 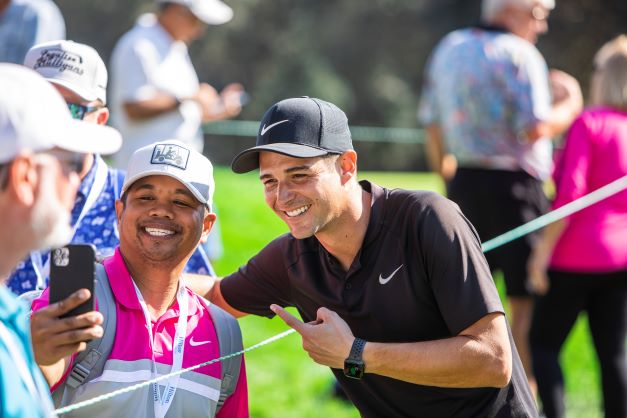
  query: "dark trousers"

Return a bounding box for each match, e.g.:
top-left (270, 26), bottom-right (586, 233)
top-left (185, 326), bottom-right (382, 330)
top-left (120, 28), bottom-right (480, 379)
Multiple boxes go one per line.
top-left (530, 270), bottom-right (627, 418)
top-left (447, 168), bottom-right (548, 297)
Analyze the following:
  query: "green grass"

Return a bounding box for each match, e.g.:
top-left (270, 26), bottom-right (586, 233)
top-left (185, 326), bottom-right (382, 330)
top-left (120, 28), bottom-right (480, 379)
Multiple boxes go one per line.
top-left (211, 167), bottom-right (603, 418)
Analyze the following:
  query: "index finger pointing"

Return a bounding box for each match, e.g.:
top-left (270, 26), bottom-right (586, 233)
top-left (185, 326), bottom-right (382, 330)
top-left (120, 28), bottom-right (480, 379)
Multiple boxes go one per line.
top-left (270, 304), bottom-right (305, 333)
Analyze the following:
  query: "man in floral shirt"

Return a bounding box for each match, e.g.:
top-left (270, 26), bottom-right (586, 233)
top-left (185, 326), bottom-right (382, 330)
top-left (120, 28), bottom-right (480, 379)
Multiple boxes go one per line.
top-left (418, 0), bottom-right (582, 397)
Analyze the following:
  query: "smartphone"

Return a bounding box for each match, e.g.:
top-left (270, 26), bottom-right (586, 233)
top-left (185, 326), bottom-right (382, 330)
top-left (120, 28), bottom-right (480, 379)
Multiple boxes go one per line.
top-left (49, 244), bottom-right (96, 318)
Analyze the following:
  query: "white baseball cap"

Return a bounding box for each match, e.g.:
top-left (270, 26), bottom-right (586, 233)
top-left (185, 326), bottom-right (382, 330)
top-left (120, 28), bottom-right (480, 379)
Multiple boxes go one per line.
top-left (24, 40), bottom-right (108, 104)
top-left (157, 0), bottom-right (233, 25)
top-left (122, 140), bottom-right (215, 209)
top-left (0, 64), bottom-right (122, 164)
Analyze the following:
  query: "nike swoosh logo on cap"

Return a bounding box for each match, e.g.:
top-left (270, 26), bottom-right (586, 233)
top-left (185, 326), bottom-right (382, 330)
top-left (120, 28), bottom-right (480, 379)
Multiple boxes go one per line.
top-left (189, 336), bottom-right (211, 347)
top-left (379, 264), bottom-right (403, 285)
top-left (260, 119), bottom-right (289, 136)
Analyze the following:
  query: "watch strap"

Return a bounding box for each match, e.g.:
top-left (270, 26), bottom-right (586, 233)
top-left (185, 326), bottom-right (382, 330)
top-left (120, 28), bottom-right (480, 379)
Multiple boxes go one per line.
top-left (348, 337), bottom-right (366, 362)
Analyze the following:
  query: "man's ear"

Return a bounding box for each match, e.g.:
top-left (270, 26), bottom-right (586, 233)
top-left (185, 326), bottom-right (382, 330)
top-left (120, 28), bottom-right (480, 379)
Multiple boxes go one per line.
top-left (8, 154), bottom-right (37, 206)
top-left (115, 199), bottom-right (124, 224)
top-left (202, 212), bottom-right (217, 239)
top-left (338, 150), bottom-right (358, 184)
top-left (96, 107), bottom-right (110, 125)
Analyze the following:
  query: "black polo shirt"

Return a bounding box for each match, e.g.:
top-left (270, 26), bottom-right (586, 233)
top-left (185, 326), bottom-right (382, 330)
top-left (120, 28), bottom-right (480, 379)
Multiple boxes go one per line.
top-left (221, 180), bottom-right (537, 418)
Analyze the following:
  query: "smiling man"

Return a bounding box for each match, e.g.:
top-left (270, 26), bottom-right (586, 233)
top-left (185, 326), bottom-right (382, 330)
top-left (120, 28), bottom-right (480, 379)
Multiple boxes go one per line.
top-left (11, 40), bottom-right (216, 298)
top-left (32, 140), bottom-right (248, 418)
top-left (198, 97), bottom-right (538, 417)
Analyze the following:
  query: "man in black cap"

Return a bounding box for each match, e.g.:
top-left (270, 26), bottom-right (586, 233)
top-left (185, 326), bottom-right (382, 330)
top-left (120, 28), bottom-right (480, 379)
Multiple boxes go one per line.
top-left (200, 97), bottom-right (538, 417)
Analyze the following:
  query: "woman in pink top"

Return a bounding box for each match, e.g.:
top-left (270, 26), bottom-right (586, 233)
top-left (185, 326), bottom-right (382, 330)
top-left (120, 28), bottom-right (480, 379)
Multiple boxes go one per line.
top-left (528, 35), bottom-right (627, 418)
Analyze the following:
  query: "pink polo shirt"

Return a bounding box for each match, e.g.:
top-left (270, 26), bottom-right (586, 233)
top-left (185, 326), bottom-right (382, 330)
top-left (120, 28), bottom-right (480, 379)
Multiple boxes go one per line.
top-left (550, 107), bottom-right (627, 272)
top-left (33, 248), bottom-right (248, 418)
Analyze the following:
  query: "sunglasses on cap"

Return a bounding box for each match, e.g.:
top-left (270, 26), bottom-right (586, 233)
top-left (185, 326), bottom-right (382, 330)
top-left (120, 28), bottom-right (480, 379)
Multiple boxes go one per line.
top-left (67, 102), bottom-right (100, 120)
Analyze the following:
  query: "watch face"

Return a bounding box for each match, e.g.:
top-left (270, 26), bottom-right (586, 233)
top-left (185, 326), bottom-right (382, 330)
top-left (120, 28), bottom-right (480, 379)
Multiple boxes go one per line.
top-left (343, 360), bottom-right (365, 379)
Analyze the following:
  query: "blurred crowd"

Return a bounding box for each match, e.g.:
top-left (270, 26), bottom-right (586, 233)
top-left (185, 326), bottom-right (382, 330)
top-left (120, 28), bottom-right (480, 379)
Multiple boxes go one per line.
top-left (0, 0), bottom-right (625, 417)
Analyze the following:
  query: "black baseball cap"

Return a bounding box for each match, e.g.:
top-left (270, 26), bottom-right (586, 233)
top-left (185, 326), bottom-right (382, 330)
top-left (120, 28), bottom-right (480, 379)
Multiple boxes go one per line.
top-left (231, 97), bottom-right (353, 173)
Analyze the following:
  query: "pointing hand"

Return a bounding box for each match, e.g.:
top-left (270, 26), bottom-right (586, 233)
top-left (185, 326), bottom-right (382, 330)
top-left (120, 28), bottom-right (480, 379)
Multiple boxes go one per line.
top-left (270, 304), bottom-right (355, 369)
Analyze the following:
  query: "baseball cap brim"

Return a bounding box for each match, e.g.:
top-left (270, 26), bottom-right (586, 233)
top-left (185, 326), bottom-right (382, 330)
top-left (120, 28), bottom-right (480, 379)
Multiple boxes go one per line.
top-left (190, 0), bottom-right (233, 25)
top-left (47, 78), bottom-right (102, 104)
top-left (55, 120), bottom-right (122, 156)
top-left (231, 143), bottom-right (333, 174)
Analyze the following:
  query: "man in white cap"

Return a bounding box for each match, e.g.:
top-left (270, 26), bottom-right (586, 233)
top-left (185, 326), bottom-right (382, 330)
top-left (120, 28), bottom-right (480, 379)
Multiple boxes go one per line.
top-left (0, 63), bottom-right (121, 418)
top-left (418, 0), bottom-right (583, 396)
top-left (9, 40), bottom-right (216, 296)
top-left (109, 0), bottom-right (245, 169)
top-left (32, 140), bottom-right (249, 418)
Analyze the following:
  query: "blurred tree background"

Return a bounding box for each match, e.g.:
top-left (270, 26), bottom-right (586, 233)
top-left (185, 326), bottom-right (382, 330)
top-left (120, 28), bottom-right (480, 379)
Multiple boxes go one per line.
top-left (56, 0), bottom-right (627, 170)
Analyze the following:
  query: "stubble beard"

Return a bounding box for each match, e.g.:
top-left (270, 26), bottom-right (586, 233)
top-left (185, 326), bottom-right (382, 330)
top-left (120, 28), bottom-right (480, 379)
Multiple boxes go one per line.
top-left (30, 174), bottom-right (74, 251)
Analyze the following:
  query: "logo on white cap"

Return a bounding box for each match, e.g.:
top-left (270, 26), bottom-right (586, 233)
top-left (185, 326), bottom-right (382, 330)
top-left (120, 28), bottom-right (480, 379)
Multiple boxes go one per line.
top-left (151, 144), bottom-right (190, 170)
top-left (32, 48), bottom-right (85, 77)
top-left (24, 40), bottom-right (108, 104)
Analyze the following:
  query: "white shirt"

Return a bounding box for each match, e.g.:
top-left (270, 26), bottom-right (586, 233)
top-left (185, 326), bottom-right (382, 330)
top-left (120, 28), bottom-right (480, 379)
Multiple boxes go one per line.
top-left (0, 0), bottom-right (66, 64)
top-left (109, 14), bottom-right (203, 169)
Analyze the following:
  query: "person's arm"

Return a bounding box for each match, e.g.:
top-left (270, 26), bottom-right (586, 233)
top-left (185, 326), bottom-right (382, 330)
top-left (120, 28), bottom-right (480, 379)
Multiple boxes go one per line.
top-left (199, 82), bottom-right (244, 123)
top-left (30, 289), bottom-right (104, 387)
top-left (529, 112), bottom-right (593, 293)
top-left (527, 219), bottom-right (567, 295)
top-left (271, 306), bottom-right (511, 388)
top-left (425, 124), bottom-right (457, 182)
top-left (525, 69), bottom-right (583, 142)
top-left (123, 92), bottom-right (182, 120)
top-left (122, 83), bottom-right (221, 121)
top-left (124, 82), bottom-right (244, 122)
top-left (184, 274), bottom-right (247, 318)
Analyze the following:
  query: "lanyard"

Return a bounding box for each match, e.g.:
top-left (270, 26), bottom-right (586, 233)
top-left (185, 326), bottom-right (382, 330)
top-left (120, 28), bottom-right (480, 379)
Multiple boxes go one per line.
top-left (30, 157), bottom-right (108, 289)
top-left (133, 279), bottom-right (188, 418)
top-left (0, 320), bottom-right (56, 418)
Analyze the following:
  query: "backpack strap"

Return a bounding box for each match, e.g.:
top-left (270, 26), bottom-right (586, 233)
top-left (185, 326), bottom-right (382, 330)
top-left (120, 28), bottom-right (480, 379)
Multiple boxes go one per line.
top-left (65, 263), bottom-right (116, 389)
top-left (198, 297), bottom-right (243, 412)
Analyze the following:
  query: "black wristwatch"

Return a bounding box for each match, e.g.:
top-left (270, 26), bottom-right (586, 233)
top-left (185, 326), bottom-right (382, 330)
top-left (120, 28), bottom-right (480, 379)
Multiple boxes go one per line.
top-left (343, 337), bottom-right (366, 379)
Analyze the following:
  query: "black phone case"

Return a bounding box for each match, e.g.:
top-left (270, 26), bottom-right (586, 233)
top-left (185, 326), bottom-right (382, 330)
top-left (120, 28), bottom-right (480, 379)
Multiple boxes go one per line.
top-left (49, 244), bottom-right (96, 319)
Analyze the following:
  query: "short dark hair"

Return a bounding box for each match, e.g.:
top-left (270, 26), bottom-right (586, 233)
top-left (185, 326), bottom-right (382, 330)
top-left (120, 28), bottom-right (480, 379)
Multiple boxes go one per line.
top-left (0, 162), bottom-right (11, 191)
top-left (158, 2), bottom-right (176, 12)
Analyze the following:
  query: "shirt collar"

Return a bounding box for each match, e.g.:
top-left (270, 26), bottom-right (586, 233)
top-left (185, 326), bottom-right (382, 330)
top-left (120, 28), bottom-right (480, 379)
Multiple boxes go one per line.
top-left (138, 13), bottom-right (187, 52)
top-left (103, 248), bottom-right (198, 316)
top-left (359, 180), bottom-right (386, 248)
top-left (475, 23), bottom-right (510, 33)
top-left (76, 154), bottom-right (100, 200)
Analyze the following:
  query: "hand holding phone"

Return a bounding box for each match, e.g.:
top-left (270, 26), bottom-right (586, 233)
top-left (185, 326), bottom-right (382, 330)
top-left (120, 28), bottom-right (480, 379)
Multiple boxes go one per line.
top-left (31, 289), bottom-right (103, 366)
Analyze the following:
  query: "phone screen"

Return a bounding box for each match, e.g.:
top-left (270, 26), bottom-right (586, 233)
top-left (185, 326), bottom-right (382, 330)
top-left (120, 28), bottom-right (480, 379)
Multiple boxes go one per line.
top-left (49, 244), bottom-right (96, 318)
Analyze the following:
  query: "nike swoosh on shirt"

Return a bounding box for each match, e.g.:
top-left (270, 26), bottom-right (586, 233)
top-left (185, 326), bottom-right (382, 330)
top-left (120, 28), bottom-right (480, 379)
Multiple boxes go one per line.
top-left (379, 264), bottom-right (403, 285)
top-left (260, 119), bottom-right (289, 136)
top-left (189, 337), bottom-right (211, 347)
